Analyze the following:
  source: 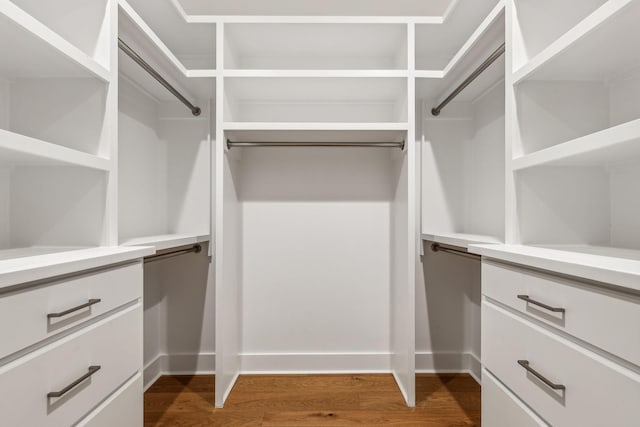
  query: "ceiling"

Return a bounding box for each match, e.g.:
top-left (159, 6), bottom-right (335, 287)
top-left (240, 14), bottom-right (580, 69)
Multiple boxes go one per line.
top-left (175, 0), bottom-right (455, 17)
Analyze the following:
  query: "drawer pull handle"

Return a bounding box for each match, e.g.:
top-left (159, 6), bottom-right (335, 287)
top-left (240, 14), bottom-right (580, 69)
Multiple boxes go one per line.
top-left (47, 299), bottom-right (101, 318)
top-left (517, 295), bottom-right (565, 313)
top-left (517, 360), bottom-right (565, 391)
top-left (47, 366), bottom-right (101, 398)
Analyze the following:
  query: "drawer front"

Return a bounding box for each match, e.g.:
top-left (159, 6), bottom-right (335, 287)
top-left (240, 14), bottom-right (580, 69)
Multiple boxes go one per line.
top-left (482, 301), bottom-right (640, 427)
top-left (482, 368), bottom-right (548, 427)
top-left (0, 304), bottom-right (142, 427)
top-left (76, 373), bottom-right (143, 427)
top-left (482, 260), bottom-right (640, 366)
top-left (0, 261), bottom-right (142, 359)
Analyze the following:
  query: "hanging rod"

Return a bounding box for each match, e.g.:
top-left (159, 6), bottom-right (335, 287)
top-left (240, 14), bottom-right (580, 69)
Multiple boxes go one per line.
top-left (118, 38), bottom-right (201, 117)
top-left (226, 140), bottom-right (405, 150)
top-left (144, 244), bottom-right (202, 263)
top-left (431, 243), bottom-right (480, 260)
top-left (431, 42), bottom-right (506, 116)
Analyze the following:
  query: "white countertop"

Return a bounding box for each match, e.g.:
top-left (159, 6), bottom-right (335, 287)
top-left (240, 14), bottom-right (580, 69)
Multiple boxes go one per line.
top-left (469, 244), bottom-right (640, 292)
top-left (0, 246), bottom-right (155, 290)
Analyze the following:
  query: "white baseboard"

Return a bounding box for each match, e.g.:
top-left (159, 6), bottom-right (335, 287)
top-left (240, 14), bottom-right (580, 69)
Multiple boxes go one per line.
top-left (240, 352), bottom-right (392, 374)
top-left (416, 351), bottom-right (482, 385)
top-left (143, 351), bottom-right (482, 390)
top-left (143, 353), bottom-right (216, 390)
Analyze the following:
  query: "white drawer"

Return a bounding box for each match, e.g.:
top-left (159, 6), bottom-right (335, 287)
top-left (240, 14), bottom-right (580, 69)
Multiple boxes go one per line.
top-left (76, 373), bottom-right (143, 427)
top-left (482, 368), bottom-right (548, 427)
top-left (0, 261), bottom-right (142, 360)
top-left (0, 304), bottom-right (142, 427)
top-left (482, 260), bottom-right (640, 366)
top-left (482, 301), bottom-right (640, 427)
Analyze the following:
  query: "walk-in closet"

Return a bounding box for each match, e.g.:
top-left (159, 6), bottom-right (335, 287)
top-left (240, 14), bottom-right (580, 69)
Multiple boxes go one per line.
top-left (0, 0), bottom-right (638, 426)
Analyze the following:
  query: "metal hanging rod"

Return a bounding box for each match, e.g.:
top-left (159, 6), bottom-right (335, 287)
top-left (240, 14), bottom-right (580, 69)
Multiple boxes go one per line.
top-left (226, 140), bottom-right (405, 150)
top-left (431, 243), bottom-right (480, 260)
top-left (144, 244), bottom-right (202, 263)
top-left (432, 42), bottom-right (506, 116)
top-left (118, 38), bottom-right (201, 117)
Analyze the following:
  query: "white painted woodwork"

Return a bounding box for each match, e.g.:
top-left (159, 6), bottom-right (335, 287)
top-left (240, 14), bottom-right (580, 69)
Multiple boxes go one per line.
top-left (225, 23), bottom-right (407, 70)
top-left (483, 260), bottom-right (640, 366)
top-left (0, 261), bottom-right (142, 360)
top-left (482, 301), bottom-right (640, 427)
top-left (0, 304), bottom-right (142, 427)
top-left (76, 373), bottom-right (143, 427)
top-left (421, 82), bottom-right (505, 242)
top-left (125, 0), bottom-right (216, 70)
top-left (483, 368), bottom-right (549, 427)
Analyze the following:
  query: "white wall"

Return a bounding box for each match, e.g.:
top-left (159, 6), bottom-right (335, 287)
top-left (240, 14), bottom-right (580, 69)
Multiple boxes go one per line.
top-left (237, 148), bottom-right (394, 366)
top-left (0, 169), bottom-right (9, 249)
top-left (610, 163), bottom-right (640, 250)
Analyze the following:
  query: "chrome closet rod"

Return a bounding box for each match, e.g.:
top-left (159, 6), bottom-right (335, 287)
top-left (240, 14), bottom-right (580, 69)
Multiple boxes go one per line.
top-left (144, 244), bottom-right (202, 263)
top-left (226, 140), bottom-right (405, 149)
top-left (431, 42), bottom-right (506, 116)
top-left (118, 38), bottom-right (201, 117)
top-left (430, 243), bottom-right (480, 260)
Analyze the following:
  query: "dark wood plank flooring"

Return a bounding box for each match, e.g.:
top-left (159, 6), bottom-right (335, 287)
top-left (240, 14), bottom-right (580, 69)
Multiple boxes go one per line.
top-left (145, 374), bottom-right (481, 426)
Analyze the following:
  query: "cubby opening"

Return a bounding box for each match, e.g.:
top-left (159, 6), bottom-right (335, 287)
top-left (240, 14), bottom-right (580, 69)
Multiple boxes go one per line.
top-left (118, 78), bottom-right (210, 245)
top-left (515, 69), bottom-right (640, 157)
top-left (9, 0), bottom-right (112, 68)
top-left (422, 82), bottom-right (505, 245)
top-left (516, 160), bottom-right (640, 255)
top-left (224, 77), bottom-right (408, 123)
top-left (415, 0), bottom-right (499, 70)
top-left (218, 138), bottom-right (412, 379)
top-left (0, 165), bottom-right (107, 258)
top-left (125, 0), bottom-right (216, 70)
top-left (511, 0), bottom-right (607, 72)
top-left (0, 77), bottom-right (109, 157)
top-left (225, 23), bottom-right (407, 70)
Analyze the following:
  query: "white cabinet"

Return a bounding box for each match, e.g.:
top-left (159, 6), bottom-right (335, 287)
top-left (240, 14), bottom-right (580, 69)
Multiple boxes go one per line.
top-left (481, 260), bottom-right (640, 427)
top-left (77, 373), bottom-right (143, 427)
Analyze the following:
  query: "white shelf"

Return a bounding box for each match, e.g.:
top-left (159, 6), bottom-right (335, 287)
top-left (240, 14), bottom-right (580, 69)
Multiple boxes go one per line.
top-left (223, 70), bottom-right (408, 78)
top-left (469, 244), bottom-right (640, 292)
top-left (224, 123), bottom-right (408, 145)
top-left (513, 0), bottom-right (639, 83)
top-left (0, 246), bottom-right (155, 290)
top-left (124, 0), bottom-right (216, 70)
top-left (119, 1), bottom-right (216, 102)
top-left (0, 129), bottom-right (111, 170)
top-left (512, 119), bottom-right (640, 170)
top-left (121, 234), bottom-right (210, 252)
top-left (422, 232), bottom-right (502, 249)
top-left (0, 1), bottom-right (109, 81)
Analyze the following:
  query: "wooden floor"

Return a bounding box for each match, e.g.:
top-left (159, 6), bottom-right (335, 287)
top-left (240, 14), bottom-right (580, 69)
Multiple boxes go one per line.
top-left (145, 374), bottom-right (481, 426)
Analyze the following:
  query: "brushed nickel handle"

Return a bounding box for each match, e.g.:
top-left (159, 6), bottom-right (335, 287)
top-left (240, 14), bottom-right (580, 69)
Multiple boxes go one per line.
top-left (47, 366), bottom-right (101, 398)
top-left (517, 295), bottom-right (565, 313)
top-left (518, 360), bottom-right (565, 391)
top-left (47, 299), bottom-right (101, 318)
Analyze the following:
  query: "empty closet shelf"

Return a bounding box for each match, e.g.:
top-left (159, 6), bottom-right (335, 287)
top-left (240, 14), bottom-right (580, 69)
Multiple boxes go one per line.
top-left (422, 232), bottom-right (502, 249)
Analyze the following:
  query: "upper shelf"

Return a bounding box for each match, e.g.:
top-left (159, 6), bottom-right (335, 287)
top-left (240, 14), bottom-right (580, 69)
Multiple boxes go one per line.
top-left (124, 0), bottom-right (215, 70)
top-left (512, 118), bottom-right (640, 170)
top-left (416, 0), bottom-right (501, 70)
top-left (225, 23), bottom-right (407, 70)
top-left (119, 2), bottom-right (215, 103)
top-left (0, 1), bottom-right (109, 81)
top-left (0, 129), bottom-right (111, 170)
top-left (513, 0), bottom-right (640, 83)
top-left (417, 5), bottom-right (504, 102)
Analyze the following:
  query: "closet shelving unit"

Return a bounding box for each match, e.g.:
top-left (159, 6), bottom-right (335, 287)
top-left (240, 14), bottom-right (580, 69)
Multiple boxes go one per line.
top-left (419, 1), bottom-right (506, 250)
top-left (484, 0), bottom-right (640, 288)
top-left (0, 0), bottom-right (125, 276)
top-left (118, 0), bottom-right (214, 253)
